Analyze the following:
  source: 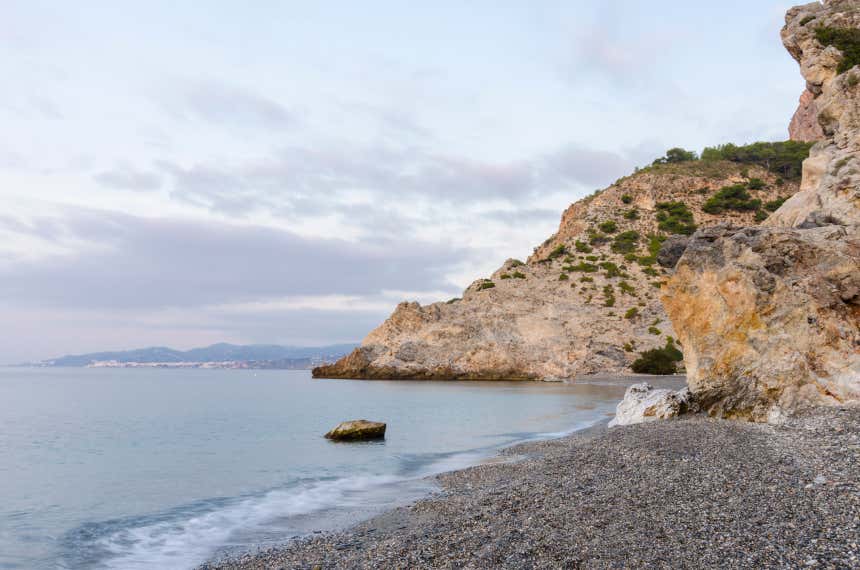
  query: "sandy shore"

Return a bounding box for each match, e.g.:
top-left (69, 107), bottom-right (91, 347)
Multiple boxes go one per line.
top-left (203, 407), bottom-right (859, 569)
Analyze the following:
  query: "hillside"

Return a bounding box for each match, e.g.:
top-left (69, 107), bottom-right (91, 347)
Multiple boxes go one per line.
top-left (315, 155), bottom-right (805, 380)
top-left (41, 343), bottom-right (356, 367)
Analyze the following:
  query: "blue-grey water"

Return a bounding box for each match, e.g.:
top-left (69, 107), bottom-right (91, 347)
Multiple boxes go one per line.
top-left (0, 367), bottom-right (643, 569)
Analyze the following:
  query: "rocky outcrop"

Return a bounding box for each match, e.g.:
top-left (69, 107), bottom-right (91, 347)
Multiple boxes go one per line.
top-left (324, 420), bottom-right (386, 441)
top-left (662, 225), bottom-right (859, 421)
top-left (770, 1), bottom-right (860, 228)
top-left (790, 88), bottom-right (826, 142)
top-left (316, 163), bottom-right (800, 381)
top-left (659, 0), bottom-right (860, 421)
top-left (608, 383), bottom-right (692, 427)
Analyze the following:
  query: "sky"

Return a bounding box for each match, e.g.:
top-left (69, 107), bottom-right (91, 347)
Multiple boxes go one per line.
top-left (0, 0), bottom-right (806, 363)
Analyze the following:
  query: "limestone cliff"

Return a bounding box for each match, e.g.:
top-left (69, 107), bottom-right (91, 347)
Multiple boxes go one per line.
top-left (315, 162), bottom-right (800, 380)
top-left (660, 0), bottom-right (860, 421)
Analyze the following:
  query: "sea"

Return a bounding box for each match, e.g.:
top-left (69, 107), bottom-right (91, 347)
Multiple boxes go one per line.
top-left (0, 367), bottom-right (677, 569)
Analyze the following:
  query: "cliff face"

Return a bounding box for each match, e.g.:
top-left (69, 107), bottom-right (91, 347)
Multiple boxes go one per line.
top-left (315, 163), bottom-right (800, 380)
top-left (661, 0), bottom-right (860, 421)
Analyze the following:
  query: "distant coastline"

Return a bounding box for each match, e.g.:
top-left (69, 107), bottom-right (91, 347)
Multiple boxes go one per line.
top-left (21, 342), bottom-right (357, 370)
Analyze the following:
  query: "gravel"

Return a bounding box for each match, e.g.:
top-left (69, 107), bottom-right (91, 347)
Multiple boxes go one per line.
top-left (201, 407), bottom-right (860, 569)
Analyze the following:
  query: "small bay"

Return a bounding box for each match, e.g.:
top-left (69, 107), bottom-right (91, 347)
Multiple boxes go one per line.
top-left (0, 367), bottom-right (676, 569)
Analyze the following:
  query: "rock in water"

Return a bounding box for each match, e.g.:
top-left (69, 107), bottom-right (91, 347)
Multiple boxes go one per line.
top-left (324, 420), bottom-right (386, 441)
top-left (661, 1), bottom-right (860, 421)
top-left (609, 383), bottom-right (692, 427)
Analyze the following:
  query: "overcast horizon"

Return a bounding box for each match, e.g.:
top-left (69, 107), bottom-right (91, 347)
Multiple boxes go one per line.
top-left (1, 0), bottom-right (805, 364)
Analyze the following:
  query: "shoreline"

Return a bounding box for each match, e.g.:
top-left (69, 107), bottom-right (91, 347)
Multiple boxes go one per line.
top-left (202, 406), bottom-right (859, 569)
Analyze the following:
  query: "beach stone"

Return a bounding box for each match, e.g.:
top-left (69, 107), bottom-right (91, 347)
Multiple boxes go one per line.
top-left (324, 420), bottom-right (386, 441)
top-left (609, 383), bottom-right (691, 427)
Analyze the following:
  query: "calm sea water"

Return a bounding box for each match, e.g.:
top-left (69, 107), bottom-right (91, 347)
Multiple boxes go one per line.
top-left (0, 367), bottom-right (667, 569)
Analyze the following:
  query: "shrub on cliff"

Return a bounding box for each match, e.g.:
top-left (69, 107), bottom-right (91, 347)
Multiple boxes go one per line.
top-left (702, 184), bottom-right (761, 214)
top-left (700, 140), bottom-right (812, 179)
top-left (631, 340), bottom-right (683, 375)
top-left (815, 26), bottom-right (860, 74)
top-left (477, 281), bottom-right (496, 291)
top-left (574, 240), bottom-right (592, 253)
top-left (611, 230), bottom-right (640, 254)
top-left (655, 202), bottom-right (696, 235)
top-left (652, 147), bottom-right (698, 165)
top-left (764, 196), bottom-right (788, 211)
top-left (598, 220), bottom-right (618, 233)
top-left (546, 244), bottom-right (566, 260)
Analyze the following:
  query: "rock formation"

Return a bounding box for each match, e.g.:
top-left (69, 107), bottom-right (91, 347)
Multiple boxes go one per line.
top-left (316, 163), bottom-right (800, 381)
top-left (608, 383), bottom-right (692, 427)
top-left (659, 0), bottom-right (860, 421)
top-left (324, 420), bottom-right (387, 441)
top-left (790, 88), bottom-right (826, 142)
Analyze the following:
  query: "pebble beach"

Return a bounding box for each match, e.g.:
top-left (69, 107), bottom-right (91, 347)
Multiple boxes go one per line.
top-left (203, 407), bottom-right (859, 569)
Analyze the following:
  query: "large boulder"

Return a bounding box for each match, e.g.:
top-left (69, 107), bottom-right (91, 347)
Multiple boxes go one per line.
top-left (609, 383), bottom-right (692, 427)
top-left (662, 224), bottom-right (860, 421)
top-left (324, 420), bottom-right (387, 441)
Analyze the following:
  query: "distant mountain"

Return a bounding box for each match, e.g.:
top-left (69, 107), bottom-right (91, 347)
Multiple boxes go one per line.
top-left (40, 343), bottom-right (357, 367)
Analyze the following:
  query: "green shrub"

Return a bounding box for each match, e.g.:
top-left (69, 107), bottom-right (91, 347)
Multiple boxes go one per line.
top-left (747, 177), bottom-right (765, 190)
top-left (754, 210), bottom-right (768, 222)
top-left (574, 240), bottom-right (592, 253)
top-left (631, 340), bottom-right (683, 375)
top-left (547, 244), bottom-right (566, 260)
top-left (579, 276), bottom-right (594, 283)
top-left (603, 284), bottom-right (616, 307)
top-left (648, 326), bottom-right (661, 335)
top-left (700, 140), bottom-right (813, 179)
top-left (598, 220), bottom-right (618, 233)
top-left (611, 230), bottom-right (640, 254)
top-left (477, 281), bottom-right (496, 291)
top-left (848, 73), bottom-right (860, 87)
top-left (509, 259), bottom-right (524, 267)
top-left (446, 297), bottom-right (460, 304)
top-left (655, 201), bottom-right (696, 235)
top-left (600, 261), bottom-right (621, 278)
top-left (702, 184), bottom-right (761, 214)
top-left (588, 231), bottom-right (610, 246)
top-left (652, 147), bottom-right (698, 165)
top-left (642, 266), bottom-right (658, 277)
top-left (815, 26), bottom-right (860, 74)
top-left (623, 208), bottom-right (639, 220)
top-left (621, 194), bottom-right (633, 204)
top-left (500, 273), bottom-right (512, 279)
top-left (511, 271), bottom-right (526, 279)
top-left (568, 262), bottom-right (598, 273)
top-left (618, 280), bottom-right (636, 295)
top-left (764, 196), bottom-right (788, 211)
top-left (623, 342), bottom-right (635, 352)
top-left (559, 273), bottom-right (569, 281)
top-left (624, 307), bottom-right (639, 319)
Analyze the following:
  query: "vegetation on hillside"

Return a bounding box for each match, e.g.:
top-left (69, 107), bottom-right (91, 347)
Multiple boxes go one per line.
top-left (702, 184), bottom-right (762, 214)
top-left (655, 201), bottom-right (697, 235)
top-left (700, 141), bottom-right (813, 179)
top-left (631, 338), bottom-right (684, 375)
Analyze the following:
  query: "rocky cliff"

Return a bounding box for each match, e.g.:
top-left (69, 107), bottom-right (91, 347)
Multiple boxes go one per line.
top-left (660, 0), bottom-right (860, 421)
top-left (315, 161), bottom-right (800, 380)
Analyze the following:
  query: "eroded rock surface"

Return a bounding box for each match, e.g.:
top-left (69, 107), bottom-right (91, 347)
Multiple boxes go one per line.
top-left (663, 225), bottom-right (860, 421)
top-left (324, 420), bottom-right (387, 441)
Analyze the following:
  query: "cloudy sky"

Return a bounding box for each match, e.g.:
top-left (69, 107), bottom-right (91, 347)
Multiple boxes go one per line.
top-left (1, 0), bottom-right (804, 363)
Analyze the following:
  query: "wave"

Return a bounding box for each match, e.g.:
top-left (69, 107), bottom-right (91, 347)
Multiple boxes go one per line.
top-left (65, 420), bottom-right (601, 569)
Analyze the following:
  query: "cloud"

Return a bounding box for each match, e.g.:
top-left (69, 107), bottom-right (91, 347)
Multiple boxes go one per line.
top-left (94, 166), bottom-right (162, 191)
top-left (170, 80), bottom-right (295, 130)
top-left (155, 141), bottom-right (641, 221)
top-left (0, 209), bottom-right (464, 311)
